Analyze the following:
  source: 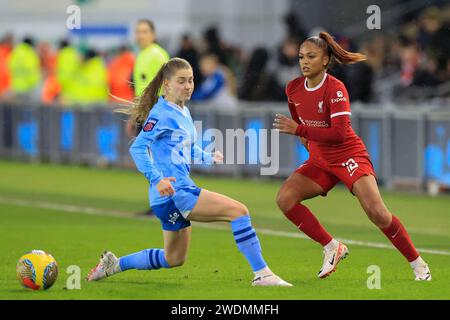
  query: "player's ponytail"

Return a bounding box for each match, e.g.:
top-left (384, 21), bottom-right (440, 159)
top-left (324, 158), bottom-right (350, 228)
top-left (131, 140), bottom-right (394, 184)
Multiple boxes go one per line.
top-left (304, 32), bottom-right (366, 66)
top-left (319, 32), bottom-right (366, 65)
top-left (132, 64), bottom-right (167, 126)
top-left (121, 57), bottom-right (192, 126)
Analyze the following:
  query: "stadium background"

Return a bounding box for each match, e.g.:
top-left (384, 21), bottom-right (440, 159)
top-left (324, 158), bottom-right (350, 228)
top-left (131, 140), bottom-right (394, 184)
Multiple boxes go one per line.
top-left (0, 0), bottom-right (449, 300)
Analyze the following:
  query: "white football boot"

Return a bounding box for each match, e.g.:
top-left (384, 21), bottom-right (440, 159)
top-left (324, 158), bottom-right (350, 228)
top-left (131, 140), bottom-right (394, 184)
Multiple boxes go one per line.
top-left (412, 257), bottom-right (432, 281)
top-left (317, 242), bottom-right (349, 279)
top-left (252, 274), bottom-right (293, 287)
top-left (86, 251), bottom-right (120, 281)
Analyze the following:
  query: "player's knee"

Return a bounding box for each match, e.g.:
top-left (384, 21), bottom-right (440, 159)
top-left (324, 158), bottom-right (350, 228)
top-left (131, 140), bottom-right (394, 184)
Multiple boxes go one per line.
top-left (231, 202), bottom-right (249, 219)
top-left (276, 192), bottom-right (299, 213)
top-left (223, 202), bottom-right (249, 222)
top-left (366, 204), bottom-right (390, 228)
top-left (165, 254), bottom-right (187, 268)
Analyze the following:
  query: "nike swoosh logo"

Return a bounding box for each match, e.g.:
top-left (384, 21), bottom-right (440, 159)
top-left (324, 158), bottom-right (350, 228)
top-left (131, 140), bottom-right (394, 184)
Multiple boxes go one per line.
top-left (252, 275), bottom-right (272, 283)
top-left (252, 277), bottom-right (261, 283)
top-left (329, 254), bottom-right (335, 265)
top-left (391, 228), bottom-right (401, 239)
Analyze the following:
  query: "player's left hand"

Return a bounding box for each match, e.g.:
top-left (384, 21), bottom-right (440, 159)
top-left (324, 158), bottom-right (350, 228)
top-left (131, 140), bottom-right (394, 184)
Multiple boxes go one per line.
top-left (273, 114), bottom-right (298, 135)
top-left (212, 151), bottom-right (224, 164)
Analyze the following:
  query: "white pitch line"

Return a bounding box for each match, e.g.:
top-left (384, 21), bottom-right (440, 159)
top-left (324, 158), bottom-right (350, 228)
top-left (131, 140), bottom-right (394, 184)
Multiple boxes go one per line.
top-left (1, 196), bottom-right (449, 256)
top-left (0, 197), bottom-right (132, 217)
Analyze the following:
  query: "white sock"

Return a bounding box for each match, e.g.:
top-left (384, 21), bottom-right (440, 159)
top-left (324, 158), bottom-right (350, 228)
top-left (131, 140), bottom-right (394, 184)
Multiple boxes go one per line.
top-left (410, 256), bottom-right (424, 269)
top-left (254, 266), bottom-right (272, 278)
top-left (324, 239), bottom-right (339, 251)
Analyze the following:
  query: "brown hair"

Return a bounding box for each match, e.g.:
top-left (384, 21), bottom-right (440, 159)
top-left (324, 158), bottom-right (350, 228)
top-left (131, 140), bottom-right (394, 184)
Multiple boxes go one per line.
top-left (304, 32), bottom-right (366, 66)
top-left (121, 57), bottom-right (192, 126)
top-left (136, 19), bottom-right (155, 32)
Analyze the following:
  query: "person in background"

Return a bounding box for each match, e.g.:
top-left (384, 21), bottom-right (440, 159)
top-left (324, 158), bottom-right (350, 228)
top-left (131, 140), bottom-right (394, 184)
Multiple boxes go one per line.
top-left (398, 40), bottom-right (421, 87)
top-left (201, 26), bottom-right (243, 79)
top-left (274, 37), bottom-right (302, 93)
top-left (239, 47), bottom-right (283, 101)
top-left (412, 56), bottom-right (442, 88)
top-left (419, 6), bottom-right (450, 75)
top-left (108, 45), bottom-right (135, 104)
top-left (41, 68), bottom-right (61, 105)
top-left (202, 27), bottom-right (228, 67)
top-left (127, 19), bottom-right (170, 136)
top-left (0, 33), bottom-right (13, 99)
top-left (177, 34), bottom-right (202, 87)
top-left (191, 54), bottom-right (237, 108)
top-left (331, 38), bottom-right (374, 103)
top-left (276, 12), bottom-right (306, 85)
top-left (345, 43), bottom-right (374, 103)
top-left (38, 42), bottom-right (57, 77)
top-left (8, 36), bottom-right (41, 102)
top-left (56, 39), bottom-right (81, 105)
top-left (283, 12), bottom-right (307, 43)
top-left (72, 49), bottom-right (108, 107)
top-left (38, 42), bottom-right (60, 104)
top-left (133, 19), bottom-right (170, 98)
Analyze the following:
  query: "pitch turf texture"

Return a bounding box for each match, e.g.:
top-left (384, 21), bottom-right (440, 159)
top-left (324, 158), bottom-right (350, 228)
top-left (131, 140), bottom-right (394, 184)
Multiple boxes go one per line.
top-left (0, 160), bottom-right (449, 300)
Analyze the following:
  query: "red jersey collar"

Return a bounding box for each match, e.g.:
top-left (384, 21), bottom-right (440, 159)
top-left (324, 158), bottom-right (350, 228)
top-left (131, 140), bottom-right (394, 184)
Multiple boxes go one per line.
top-left (304, 73), bottom-right (328, 92)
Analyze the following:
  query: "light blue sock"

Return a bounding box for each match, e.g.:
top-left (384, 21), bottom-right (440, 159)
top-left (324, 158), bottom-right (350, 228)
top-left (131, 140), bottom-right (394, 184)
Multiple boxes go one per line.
top-left (119, 249), bottom-right (170, 271)
top-left (231, 215), bottom-right (267, 272)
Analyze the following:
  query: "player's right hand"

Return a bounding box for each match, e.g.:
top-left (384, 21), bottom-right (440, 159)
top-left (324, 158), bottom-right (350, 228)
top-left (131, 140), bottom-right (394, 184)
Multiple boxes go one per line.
top-left (212, 151), bottom-right (224, 164)
top-left (157, 177), bottom-right (176, 196)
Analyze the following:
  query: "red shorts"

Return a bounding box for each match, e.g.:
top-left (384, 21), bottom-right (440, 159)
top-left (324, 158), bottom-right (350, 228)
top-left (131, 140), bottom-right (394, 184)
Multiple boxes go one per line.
top-left (295, 156), bottom-right (376, 196)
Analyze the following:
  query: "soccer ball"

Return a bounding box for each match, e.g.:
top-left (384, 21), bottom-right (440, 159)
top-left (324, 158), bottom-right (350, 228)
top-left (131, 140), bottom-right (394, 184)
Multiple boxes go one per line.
top-left (16, 250), bottom-right (58, 290)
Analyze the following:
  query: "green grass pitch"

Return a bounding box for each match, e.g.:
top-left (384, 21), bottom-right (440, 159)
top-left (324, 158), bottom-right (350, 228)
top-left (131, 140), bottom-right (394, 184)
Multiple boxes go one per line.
top-left (0, 160), bottom-right (449, 299)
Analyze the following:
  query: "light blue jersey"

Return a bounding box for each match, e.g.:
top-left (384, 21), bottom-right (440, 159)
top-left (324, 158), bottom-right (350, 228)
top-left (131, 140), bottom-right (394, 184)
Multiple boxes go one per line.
top-left (129, 96), bottom-right (213, 208)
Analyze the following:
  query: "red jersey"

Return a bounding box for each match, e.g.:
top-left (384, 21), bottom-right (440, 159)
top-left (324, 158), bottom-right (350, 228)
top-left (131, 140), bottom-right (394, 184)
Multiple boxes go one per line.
top-left (286, 73), bottom-right (368, 165)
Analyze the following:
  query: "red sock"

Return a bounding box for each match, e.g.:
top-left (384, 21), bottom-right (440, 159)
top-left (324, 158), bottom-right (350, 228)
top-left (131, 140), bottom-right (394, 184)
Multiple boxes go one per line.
top-left (381, 215), bottom-right (419, 262)
top-left (285, 203), bottom-right (333, 246)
